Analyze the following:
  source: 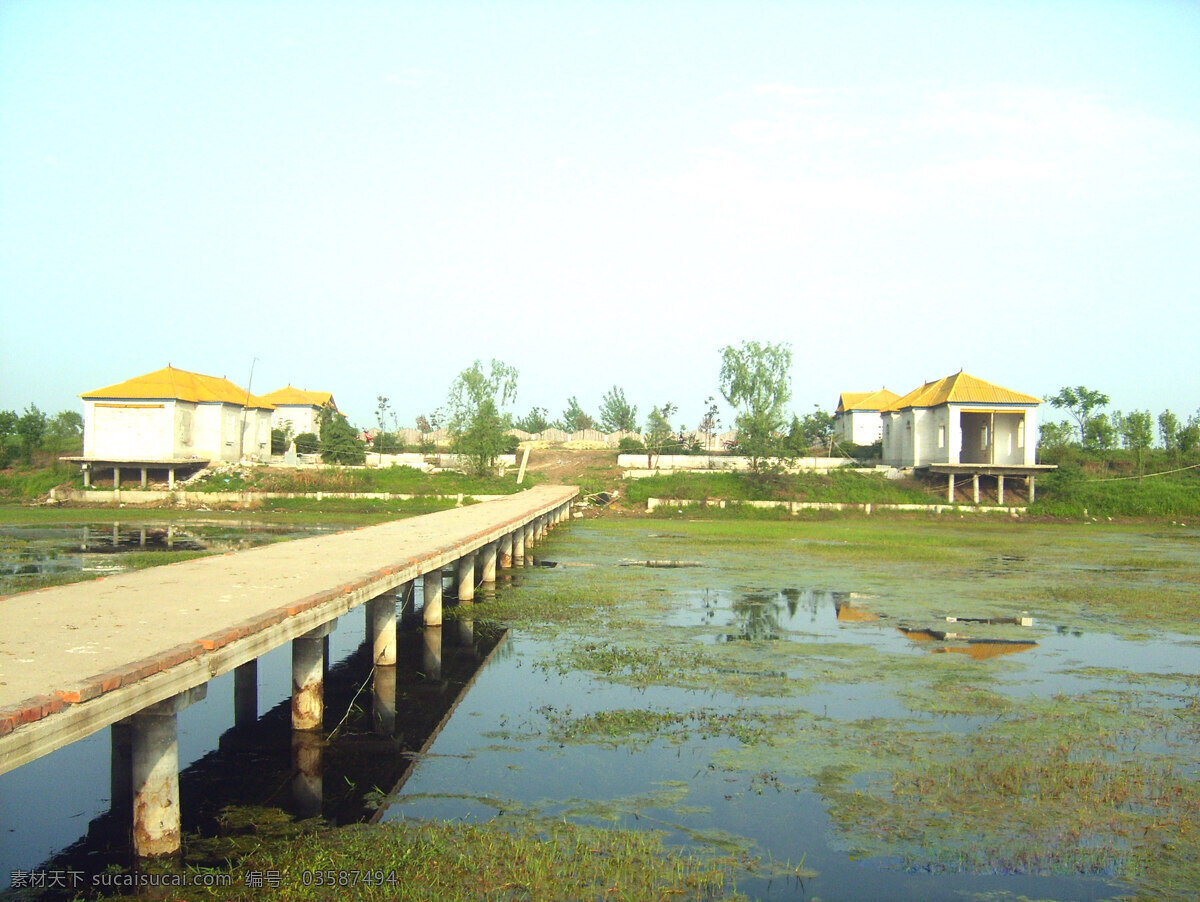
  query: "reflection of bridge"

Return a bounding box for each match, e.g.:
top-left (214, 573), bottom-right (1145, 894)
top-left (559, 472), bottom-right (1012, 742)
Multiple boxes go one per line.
top-left (0, 485), bottom-right (575, 858)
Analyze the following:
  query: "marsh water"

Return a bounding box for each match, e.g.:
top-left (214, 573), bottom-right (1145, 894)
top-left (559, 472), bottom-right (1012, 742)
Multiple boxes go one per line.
top-left (2, 517), bottom-right (1199, 899)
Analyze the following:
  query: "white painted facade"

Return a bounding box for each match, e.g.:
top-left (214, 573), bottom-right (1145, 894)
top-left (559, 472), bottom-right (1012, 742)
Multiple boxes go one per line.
top-left (834, 410), bottom-right (885, 445)
top-left (270, 405), bottom-right (322, 437)
top-left (882, 404), bottom-right (1038, 468)
top-left (82, 399), bottom-right (273, 462)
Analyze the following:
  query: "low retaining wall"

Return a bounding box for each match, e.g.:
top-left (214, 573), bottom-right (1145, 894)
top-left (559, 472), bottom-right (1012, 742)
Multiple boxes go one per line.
top-left (47, 489), bottom-right (510, 507)
top-left (645, 497), bottom-right (1025, 515)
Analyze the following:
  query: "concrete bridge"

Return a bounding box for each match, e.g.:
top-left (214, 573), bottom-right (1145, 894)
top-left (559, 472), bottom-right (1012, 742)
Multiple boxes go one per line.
top-left (0, 485), bottom-right (576, 858)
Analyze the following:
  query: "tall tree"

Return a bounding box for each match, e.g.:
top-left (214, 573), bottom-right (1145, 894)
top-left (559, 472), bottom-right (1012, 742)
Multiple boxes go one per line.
top-left (1047, 386), bottom-right (1109, 445)
top-left (1158, 410), bottom-right (1180, 451)
top-left (598, 386), bottom-right (638, 434)
top-left (1117, 409), bottom-right (1154, 473)
top-left (698, 396), bottom-right (720, 450)
top-left (718, 341), bottom-right (792, 470)
top-left (515, 406), bottom-right (551, 434)
top-left (16, 404), bottom-right (47, 464)
top-left (319, 411), bottom-right (366, 464)
top-left (643, 402), bottom-right (676, 452)
top-left (446, 359), bottom-right (518, 476)
top-left (557, 396), bottom-right (596, 433)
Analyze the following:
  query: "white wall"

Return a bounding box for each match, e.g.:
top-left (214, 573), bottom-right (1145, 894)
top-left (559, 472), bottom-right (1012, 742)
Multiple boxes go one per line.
top-left (84, 400), bottom-right (174, 459)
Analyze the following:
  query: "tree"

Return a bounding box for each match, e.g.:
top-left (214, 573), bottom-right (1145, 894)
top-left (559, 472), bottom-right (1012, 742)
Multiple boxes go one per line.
top-left (1178, 416), bottom-right (1200, 454)
top-left (557, 396), bottom-right (596, 433)
top-left (16, 404), bottom-right (47, 464)
top-left (799, 405), bottom-right (834, 451)
top-left (1116, 409), bottom-right (1153, 473)
top-left (1158, 410), bottom-right (1180, 451)
top-left (698, 397), bottom-right (720, 450)
top-left (718, 341), bottom-right (792, 470)
top-left (319, 412), bottom-right (366, 464)
top-left (44, 410), bottom-right (83, 452)
top-left (643, 402), bottom-right (676, 453)
top-left (515, 406), bottom-right (551, 434)
top-left (1038, 421), bottom-right (1074, 452)
top-left (1047, 386), bottom-right (1109, 445)
top-left (598, 386), bottom-right (639, 434)
top-left (446, 359), bottom-right (518, 477)
top-left (1083, 413), bottom-right (1116, 451)
top-left (375, 395), bottom-right (396, 463)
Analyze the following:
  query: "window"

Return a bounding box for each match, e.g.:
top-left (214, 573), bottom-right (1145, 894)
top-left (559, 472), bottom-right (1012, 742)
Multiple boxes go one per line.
top-left (1017, 420), bottom-right (1025, 448)
top-left (937, 425), bottom-right (945, 448)
top-left (980, 425), bottom-right (989, 448)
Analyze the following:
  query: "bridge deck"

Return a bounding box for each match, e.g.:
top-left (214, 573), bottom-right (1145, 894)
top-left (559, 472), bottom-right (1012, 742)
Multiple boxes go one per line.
top-left (0, 485), bottom-right (576, 773)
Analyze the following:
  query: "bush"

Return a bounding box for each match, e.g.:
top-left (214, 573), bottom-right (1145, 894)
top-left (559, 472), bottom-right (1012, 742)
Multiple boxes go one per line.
top-left (618, 437), bottom-right (645, 452)
top-left (294, 432), bottom-right (319, 454)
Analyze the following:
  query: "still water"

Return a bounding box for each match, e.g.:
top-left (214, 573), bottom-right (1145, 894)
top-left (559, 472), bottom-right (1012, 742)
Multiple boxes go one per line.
top-left (2, 520), bottom-right (1198, 900)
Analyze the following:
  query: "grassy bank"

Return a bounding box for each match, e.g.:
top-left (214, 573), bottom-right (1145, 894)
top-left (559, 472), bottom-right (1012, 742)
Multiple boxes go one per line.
top-left (624, 470), bottom-right (937, 506)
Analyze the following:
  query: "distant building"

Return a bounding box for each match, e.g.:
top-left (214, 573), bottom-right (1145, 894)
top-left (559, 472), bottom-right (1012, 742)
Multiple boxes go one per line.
top-left (73, 366), bottom-right (275, 486)
top-left (833, 389), bottom-right (900, 446)
top-left (258, 386), bottom-right (338, 437)
top-left (880, 371), bottom-right (1040, 468)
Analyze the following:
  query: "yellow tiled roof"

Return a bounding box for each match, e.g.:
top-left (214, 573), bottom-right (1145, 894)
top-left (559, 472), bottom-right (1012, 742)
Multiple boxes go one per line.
top-left (81, 366), bottom-right (275, 409)
top-left (883, 371), bottom-right (1040, 411)
top-left (258, 386), bottom-right (337, 410)
top-left (837, 388), bottom-right (901, 413)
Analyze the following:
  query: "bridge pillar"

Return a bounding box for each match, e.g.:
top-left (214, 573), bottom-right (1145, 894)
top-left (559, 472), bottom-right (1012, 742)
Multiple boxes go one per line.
top-left (972, 474), bottom-right (980, 504)
top-left (292, 621), bottom-right (337, 732)
top-left (523, 521), bottom-right (535, 558)
top-left (423, 570), bottom-right (443, 626)
top-left (511, 526), bottom-right (525, 565)
top-left (130, 684), bottom-right (207, 859)
top-left (1028, 474), bottom-right (1036, 503)
top-left (947, 474), bottom-right (955, 503)
top-left (369, 594), bottom-right (397, 666)
top-left (499, 532), bottom-right (513, 569)
top-left (457, 551), bottom-right (476, 602)
top-left (480, 541), bottom-right (498, 584)
top-left (234, 660), bottom-right (257, 728)
top-left (997, 474), bottom-right (1005, 505)
top-left (291, 730), bottom-right (323, 819)
top-left (372, 664), bottom-right (397, 735)
top-left (535, 515), bottom-right (546, 542)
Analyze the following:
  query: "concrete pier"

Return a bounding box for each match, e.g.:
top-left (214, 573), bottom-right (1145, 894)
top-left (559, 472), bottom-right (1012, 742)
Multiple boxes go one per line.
top-left (479, 541), bottom-right (498, 584)
top-left (423, 571), bottom-right (443, 627)
top-left (369, 593), bottom-right (398, 666)
top-left (457, 552), bottom-right (476, 602)
top-left (130, 685), bottom-right (205, 858)
top-left (292, 621), bottom-right (336, 732)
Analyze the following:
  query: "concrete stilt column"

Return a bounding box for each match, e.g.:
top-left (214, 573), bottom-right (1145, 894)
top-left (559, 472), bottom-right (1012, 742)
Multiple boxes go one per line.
top-left (112, 522), bottom-right (119, 546)
top-left (234, 660), bottom-right (257, 729)
top-left (168, 467), bottom-right (176, 490)
top-left (1028, 475), bottom-right (1036, 503)
top-left (947, 474), bottom-right (955, 503)
top-left (423, 570), bottom-right (443, 626)
top-left (997, 474), bottom-right (1005, 505)
top-left (511, 527), bottom-right (525, 564)
top-left (130, 685), bottom-right (206, 859)
top-left (422, 626), bottom-right (442, 679)
top-left (82, 464), bottom-right (91, 488)
top-left (457, 551), bottom-right (476, 602)
top-left (292, 621), bottom-right (336, 732)
top-left (113, 467), bottom-right (121, 490)
top-left (372, 665), bottom-right (396, 735)
top-left (139, 528), bottom-right (147, 547)
top-left (369, 595), bottom-right (397, 666)
top-left (480, 541), bottom-right (498, 584)
top-left (972, 474), bottom-right (980, 504)
top-left (499, 532), bottom-right (513, 569)
top-left (140, 467), bottom-right (148, 488)
top-left (110, 720), bottom-right (133, 815)
top-left (524, 522), bottom-right (535, 558)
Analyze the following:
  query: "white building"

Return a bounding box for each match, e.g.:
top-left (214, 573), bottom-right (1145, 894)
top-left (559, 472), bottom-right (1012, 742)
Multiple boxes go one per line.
top-left (880, 371), bottom-right (1040, 468)
top-left (258, 386), bottom-right (338, 437)
top-left (79, 365), bottom-right (275, 466)
top-left (833, 389), bottom-right (900, 445)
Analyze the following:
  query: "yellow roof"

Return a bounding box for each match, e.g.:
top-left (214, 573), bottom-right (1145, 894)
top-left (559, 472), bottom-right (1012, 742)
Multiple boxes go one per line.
top-left (81, 365), bottom-right (275, 409)
top-left (837, 388), bottom-right (900, 413)
top-left (883, 371), bottom-right (1040, 411)
top-left (259, 386), bottom-right (337, 410)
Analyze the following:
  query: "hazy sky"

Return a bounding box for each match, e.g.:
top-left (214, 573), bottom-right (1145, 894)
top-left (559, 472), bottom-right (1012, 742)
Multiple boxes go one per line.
top-left (2, 1), bottom-right (1197, 433)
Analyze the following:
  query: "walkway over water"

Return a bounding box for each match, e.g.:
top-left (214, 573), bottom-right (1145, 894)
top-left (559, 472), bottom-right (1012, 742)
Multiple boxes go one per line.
top-left (0, 485), bottom-right (575, 854)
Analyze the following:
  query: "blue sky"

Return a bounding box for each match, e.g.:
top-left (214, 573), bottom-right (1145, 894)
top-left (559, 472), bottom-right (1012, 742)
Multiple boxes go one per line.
top-left (2, 0), bottom-right (1197, 434)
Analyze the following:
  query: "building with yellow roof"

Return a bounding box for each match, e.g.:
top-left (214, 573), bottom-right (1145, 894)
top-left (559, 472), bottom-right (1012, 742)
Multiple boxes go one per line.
top-left (76, 366), bottom-right (275, 478)
top-left (879, 371), bottom-right (1042, 469)
top-left (258, 386), bottom-right (338, 437)
top-left (833, 388), bottom-right (901, 445)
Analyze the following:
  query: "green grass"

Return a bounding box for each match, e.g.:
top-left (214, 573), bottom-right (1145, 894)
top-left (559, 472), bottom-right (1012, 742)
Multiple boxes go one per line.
top-left (623, 470), bottom-right (936, 505)
top-left (109, 819), bottom-right (747, 902)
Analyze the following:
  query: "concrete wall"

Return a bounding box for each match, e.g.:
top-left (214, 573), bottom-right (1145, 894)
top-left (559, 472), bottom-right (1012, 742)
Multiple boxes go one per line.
top-left (271, 405), bottom-right (321, 437)
top-left (884, 404), bottom-right (1038, 468)
top-left (85, 400), bottom-right (176, 459)
top-left (836, 410), bottom-right (884, 445)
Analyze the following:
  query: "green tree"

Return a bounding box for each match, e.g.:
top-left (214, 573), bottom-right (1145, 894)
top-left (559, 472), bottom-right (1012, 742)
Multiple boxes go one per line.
top-left (1177, 416), bottom-right (1200, 454)
top-left (1158, 410), bottom-right (1180, 451)
top-left (598, 386), bottom-right (639, 434)
top-left (1038, 420), bottom-right (1075, 452)
top-left (375, 395), bottom-right (397, 463)
top-left (294, 432), bottom-right (319, 454)
top-left (799, 405), bottom-right (834, 451)
top-left (1083, 413), bottom-right (1116, 451)
top-left (1116, 409), bottom-right (1154, 473)
top-left (0, 409), bottom-right (18, 468)
top-left (44, 410), bottom-right (83, 452)
top-left (1047, 386), bottom-right (1109, 445)
top-left (515, 406), bottom-right (551, 434)
top-left (697, 396), bottom-right (720, 450)
top-left (16, 404), bottom-right (48, 463)
top-left (718, 341), bottom-right (792, 470)
top-left (319, 412), bottom-right (366, 464)
top-left (643, 402), bottom-right (676, 452)
top-left (446, 359), bottom-right (519, 477)
top-left (557, 396), bottom-right (596, 433)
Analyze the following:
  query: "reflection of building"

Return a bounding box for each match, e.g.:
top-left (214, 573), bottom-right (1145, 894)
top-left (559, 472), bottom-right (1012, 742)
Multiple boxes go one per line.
top-left (68, 366), bottom-right (275, 487)
top-left (258, 386), bottom-right (338, 437)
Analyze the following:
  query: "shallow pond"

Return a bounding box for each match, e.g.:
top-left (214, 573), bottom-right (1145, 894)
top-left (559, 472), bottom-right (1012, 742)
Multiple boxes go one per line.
top-left (383, 520), bottom-right (1200, 901)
